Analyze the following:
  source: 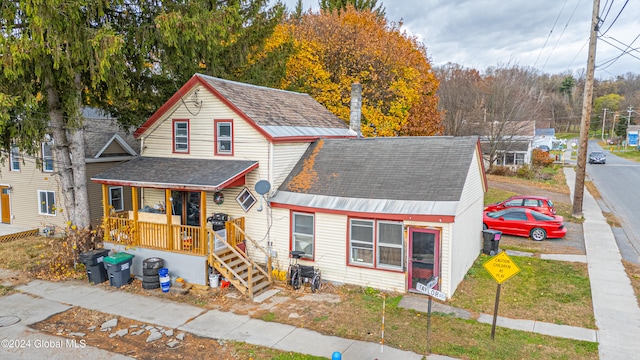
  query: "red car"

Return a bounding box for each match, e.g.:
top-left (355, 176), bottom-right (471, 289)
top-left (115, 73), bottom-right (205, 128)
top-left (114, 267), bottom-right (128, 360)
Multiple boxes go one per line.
top-left (483, 208), bottom-right (567, 241)
top-left (484, 195), bottom-right (556, 216)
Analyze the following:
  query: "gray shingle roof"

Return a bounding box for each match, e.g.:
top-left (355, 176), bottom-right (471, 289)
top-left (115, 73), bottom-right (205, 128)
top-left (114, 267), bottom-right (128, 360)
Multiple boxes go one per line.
top-left (91, 157), bottom-right (258, 191)
top-left (277, 136), bottom-right (480, 202)
top-left (198, 74), bottom-right (351, 135)
top-left (83, 115), bottom-right (139, 158)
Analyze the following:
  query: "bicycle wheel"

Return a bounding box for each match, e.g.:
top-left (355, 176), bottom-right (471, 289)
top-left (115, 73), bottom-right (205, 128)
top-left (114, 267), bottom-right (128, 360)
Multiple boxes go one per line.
top-left (291, 269), bottom-right (301, 290)
top-left (311, 272), bottom-right (322, 293)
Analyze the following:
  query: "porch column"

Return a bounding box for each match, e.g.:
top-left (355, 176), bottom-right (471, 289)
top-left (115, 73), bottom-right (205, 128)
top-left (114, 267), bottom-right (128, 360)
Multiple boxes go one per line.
top-left (200, 190), bottom-right (207, 254)
top-left (131, 187), bottom-right (139, 244)
top-left (165, 189), bottom-right (173, 250)
top-left (101, 184), bottom-right (110, 241)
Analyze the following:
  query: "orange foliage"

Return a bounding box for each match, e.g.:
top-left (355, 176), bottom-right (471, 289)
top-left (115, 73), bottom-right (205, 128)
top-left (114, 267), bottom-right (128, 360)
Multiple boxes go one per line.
top-left (257, 6), bottom-right (442, 136)
top-left (287, 140), bottom-right (324, 192)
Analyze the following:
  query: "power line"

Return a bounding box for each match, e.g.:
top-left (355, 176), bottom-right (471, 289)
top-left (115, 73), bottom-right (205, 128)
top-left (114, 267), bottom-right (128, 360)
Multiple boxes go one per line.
top-left (541, 0), bottom-right (583, 72)
top-left (598, 0), bottom-right (630, 36)
top-left (533, 0), bottom-right (569, 69)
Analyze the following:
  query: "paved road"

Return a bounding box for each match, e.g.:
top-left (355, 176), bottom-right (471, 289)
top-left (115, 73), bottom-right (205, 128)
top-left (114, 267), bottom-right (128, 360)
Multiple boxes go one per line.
top-left (585, 140), bottom-right (640, 263)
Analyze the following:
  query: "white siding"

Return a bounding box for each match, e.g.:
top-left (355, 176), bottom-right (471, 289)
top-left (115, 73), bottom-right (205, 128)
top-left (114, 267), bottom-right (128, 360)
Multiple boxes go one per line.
top-left (449, 148), bottom-right (485, 296)
top-left (271, 143), bottom-right (310, 191)
top-left (0, 154), bottom-right (68, 230)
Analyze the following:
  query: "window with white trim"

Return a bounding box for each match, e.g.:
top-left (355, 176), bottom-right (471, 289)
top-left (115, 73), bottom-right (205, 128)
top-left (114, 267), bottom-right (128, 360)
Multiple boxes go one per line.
top-left (109, 186), bottom-right (124, 212)
top-left (292, 212), bottom-right (314, 258)
top-left (38, 190), bottom-right (56, 215)
top-left (42, 141), bottom-right (54, 172)
top-left (10, 145), bottom-right (20, 171)
top-left (173, 120), bottom-right (189, 152)
top-left (216, 121), bottom-right (232, 154)
top-left (236, 187), bottom-right (256, 212)
top-left (349, 219), bottom-right (404, 270)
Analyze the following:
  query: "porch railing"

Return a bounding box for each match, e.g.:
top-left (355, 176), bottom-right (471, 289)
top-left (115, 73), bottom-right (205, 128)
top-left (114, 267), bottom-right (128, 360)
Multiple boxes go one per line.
top-left (103, 216), bottom-right (224, 256)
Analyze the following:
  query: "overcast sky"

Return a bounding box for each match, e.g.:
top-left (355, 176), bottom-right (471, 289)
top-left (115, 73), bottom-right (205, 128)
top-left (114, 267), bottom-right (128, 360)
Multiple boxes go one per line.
top-left (278, 0), bottom-right (640, 79)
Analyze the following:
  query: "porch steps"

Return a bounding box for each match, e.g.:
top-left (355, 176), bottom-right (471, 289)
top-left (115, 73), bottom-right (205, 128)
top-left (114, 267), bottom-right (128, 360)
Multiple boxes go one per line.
top-left (210, 247), bottom-right (271, 298)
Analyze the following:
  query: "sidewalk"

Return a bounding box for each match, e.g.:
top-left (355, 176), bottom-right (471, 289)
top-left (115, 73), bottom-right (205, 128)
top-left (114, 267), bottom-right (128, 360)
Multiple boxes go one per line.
top-left (2, 275), bottom-right (454, 360)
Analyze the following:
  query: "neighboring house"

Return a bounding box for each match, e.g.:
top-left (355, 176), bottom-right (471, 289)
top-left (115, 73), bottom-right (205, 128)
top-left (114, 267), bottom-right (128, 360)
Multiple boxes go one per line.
top-left (480, 137), bottom-right (532, 168)
top-left (0, 109), bottom-right (139, 233)
top-left (93, 74), bottom-right (486, 299)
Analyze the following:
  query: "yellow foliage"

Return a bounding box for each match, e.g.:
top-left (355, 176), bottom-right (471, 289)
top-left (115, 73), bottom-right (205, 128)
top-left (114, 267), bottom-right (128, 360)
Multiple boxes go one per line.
top-left (257, 7), bottom-right (442, 136)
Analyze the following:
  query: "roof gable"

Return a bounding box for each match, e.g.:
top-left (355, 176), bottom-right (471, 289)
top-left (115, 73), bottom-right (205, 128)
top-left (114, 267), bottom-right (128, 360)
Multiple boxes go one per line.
top-left (134, 74), bottom-right (352, 141)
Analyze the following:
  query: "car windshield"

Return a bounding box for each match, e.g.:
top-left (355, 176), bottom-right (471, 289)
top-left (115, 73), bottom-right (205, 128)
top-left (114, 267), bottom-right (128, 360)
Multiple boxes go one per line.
top-left (487, 209), bottom-right (514, 219)
top-left (590, 152), bottom-right (604, 157)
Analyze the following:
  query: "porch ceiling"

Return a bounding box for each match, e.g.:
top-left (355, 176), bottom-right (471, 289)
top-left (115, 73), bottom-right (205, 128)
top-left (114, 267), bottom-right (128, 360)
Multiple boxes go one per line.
top-left (91, 156), bottom-right (259, 191)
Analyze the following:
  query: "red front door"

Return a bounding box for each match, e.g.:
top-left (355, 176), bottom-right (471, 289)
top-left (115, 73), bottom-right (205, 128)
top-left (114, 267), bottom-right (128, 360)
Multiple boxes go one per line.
top-left (408, 228), bottom-right (439, 291)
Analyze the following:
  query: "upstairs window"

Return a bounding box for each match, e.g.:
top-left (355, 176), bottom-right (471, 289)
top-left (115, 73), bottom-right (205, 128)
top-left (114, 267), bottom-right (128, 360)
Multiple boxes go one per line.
top-left (42, 141), bottom-right (54, 172)
top-left (10, 145), bottom-right (20, 171)
top-left (173, 119), bottom-right (189, 153)
top-left (215, 120), bottom-right (233, 155)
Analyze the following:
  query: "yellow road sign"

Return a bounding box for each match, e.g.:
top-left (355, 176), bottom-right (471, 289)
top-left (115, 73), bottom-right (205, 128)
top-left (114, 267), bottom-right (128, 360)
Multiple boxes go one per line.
top-left (483, 251), bottom-right (521, 284)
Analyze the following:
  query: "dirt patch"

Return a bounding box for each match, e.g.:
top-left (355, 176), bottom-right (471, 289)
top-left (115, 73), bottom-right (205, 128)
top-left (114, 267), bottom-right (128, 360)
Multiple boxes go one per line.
top-left (624, 260), bottom-right (640, 308)
top-left (31, 307), bottom-right (299, 359)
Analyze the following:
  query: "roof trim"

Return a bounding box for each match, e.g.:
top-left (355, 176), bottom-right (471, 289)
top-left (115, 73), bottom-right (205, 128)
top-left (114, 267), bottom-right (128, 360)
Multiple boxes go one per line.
top-left (95, 134), bottom-right (138, 158)
top-left (269, 191), bottom-right (459, 220)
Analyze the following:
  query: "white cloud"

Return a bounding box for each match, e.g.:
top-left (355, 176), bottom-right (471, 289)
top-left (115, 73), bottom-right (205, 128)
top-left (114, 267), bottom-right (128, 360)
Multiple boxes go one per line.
top-left (278, 0), bottom-right (640, 78)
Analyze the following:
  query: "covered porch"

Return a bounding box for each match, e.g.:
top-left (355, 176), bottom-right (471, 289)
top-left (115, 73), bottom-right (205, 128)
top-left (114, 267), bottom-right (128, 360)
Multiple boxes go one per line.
top-left (92, 157), bottom-right (273, 298)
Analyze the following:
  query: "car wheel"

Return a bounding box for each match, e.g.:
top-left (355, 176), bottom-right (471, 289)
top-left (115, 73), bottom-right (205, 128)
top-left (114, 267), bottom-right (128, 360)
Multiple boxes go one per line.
top-left (143, 267), bottom-right (159, 276)
top-left (142, 281), bottom-right (160, 290)
top-left (143, 275), bottom-right (159, 283)
top-left (530, 228), bottom-right (547, 241)
top-left (142, 257), bottom-right (164, 270)
top-left (483, 223), bottom-right (488, 230)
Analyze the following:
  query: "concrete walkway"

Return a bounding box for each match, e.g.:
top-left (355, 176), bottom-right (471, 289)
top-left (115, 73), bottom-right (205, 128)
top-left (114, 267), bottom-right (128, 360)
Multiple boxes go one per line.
top-left (2, 278), bottom-right (454, 360)
top-left (565, 167), bottom-right (640, 359)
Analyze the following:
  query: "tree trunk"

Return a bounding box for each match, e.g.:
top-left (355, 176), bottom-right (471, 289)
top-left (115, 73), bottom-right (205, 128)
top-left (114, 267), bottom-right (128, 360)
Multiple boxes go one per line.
top-left (45, 76), bottom-right (91, 228)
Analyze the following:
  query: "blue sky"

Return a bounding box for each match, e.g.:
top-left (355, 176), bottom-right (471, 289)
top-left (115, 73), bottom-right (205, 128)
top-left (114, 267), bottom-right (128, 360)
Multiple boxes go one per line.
top-left (277, 0), bottom-right (640, 79)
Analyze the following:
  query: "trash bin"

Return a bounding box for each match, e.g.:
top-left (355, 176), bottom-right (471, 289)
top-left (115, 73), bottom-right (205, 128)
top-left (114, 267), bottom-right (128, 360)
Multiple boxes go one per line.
top-left (104, 252), bottom-right (135, 288)
top-left (78, 249), bottom-right (110, 284)
top-left (482, 229), bottom-right (502, 255)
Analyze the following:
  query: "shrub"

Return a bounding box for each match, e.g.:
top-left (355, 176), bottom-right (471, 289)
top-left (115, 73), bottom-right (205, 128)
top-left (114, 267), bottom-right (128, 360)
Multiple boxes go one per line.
top-left (531, 148), bottom-right (554, 168)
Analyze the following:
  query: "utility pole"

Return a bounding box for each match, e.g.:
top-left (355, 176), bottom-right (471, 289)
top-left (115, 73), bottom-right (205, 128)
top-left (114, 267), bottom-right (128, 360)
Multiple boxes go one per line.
top-left (627, 106), bottom-right (634, 144)
top-left (601, 108), bottom-right (608, 141)
top-left (572, 0), bottom-right (600, 218)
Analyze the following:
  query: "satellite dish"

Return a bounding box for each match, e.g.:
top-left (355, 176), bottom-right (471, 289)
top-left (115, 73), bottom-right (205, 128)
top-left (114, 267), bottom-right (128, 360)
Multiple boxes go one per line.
top-left (255, 180), bottom-right (271, 196)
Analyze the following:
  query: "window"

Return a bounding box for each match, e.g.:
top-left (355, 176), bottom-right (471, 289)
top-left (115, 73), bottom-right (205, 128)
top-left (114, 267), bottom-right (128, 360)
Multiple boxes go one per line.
top-left (349, 218), bottom-right (404, 270)
top-left (292, 212), bottom-right (314, 258)
top-left (236, 187), bottom-right (256, 212)
top-left (350, 220), bottom-right (374, 265)
top-left (109, 186), bottom-right (124, 212)
top-left (42, 141), bottom-right (54, 172)
top-left (215, 120), bottom-right (233, 155)
top-left (377, 221), bottom-right (403, 269)
top-left (173, 120), bottom-right (189, 153)
top-left (10, 145), bottom-right (20, 171)
top-left (38, 190), bottom-right (56, 215)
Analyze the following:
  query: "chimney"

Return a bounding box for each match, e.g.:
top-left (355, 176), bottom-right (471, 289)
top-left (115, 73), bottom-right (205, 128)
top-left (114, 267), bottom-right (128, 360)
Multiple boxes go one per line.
top-left (349, 83), bottom-right (362, 138)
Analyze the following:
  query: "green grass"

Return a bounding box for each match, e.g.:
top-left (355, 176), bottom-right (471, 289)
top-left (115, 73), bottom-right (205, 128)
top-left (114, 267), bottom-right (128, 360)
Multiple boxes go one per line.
top-left (555, 132), bottom-right (580, 140)
top-left (450, 255), bottom-right (595, 329)
top-left (610, 148), bottom-right (640, 161)
top-left (485, 188), bottom-right (516, 205)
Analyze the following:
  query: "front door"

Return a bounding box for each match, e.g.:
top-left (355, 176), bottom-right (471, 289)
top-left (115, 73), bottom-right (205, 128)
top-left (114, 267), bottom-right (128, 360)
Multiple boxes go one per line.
top-left (1, 187), bottom-right (10, 224)
top-left (171, 191), bottom-right (200, 226)
top-left (408, 228), bottom-right (439, 291)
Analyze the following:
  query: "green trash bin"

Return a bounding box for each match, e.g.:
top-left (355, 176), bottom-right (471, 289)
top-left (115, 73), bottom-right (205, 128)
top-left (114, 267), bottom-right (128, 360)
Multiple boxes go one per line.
top-left (104, 252), bottom-right (135, 288)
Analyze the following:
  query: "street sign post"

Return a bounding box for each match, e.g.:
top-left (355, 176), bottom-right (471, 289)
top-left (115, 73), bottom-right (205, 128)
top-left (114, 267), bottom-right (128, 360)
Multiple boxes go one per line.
top-left (482, 251), bottom-right (521, 340)
top-left (415, 276), bottom-right (443, 354)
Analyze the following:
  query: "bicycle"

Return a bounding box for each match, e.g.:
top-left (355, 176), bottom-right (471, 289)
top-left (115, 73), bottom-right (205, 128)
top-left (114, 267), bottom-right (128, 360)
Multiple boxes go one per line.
top-left (287, 250), bottom-right (322, 292)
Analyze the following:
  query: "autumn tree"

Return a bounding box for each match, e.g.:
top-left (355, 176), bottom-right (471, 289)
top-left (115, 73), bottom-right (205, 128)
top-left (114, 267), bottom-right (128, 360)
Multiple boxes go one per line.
top-left (435, 63), bottom-right (484, 136)
top-left (591, 93), bottom-right (624, 135)
top-left (254, 6), bottom-right (442, 136)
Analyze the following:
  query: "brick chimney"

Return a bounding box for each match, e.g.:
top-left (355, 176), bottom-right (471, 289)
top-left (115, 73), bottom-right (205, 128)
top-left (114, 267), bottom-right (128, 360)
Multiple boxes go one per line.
top-left (349, 83), bottom-right (362, 138)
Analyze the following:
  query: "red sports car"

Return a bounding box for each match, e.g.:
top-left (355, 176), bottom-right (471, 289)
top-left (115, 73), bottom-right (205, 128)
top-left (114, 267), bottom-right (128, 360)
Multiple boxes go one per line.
top-left (483, 208), bottom-right (567, 241)
top-left (484, 195), bottom-right (556, 216)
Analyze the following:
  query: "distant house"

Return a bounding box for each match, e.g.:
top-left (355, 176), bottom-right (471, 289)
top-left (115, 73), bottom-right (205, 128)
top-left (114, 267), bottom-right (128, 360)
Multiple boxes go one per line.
top-left (0, 109), bottom-right (138, 233)
top-left (93, 74), bottom-right (486, 298)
